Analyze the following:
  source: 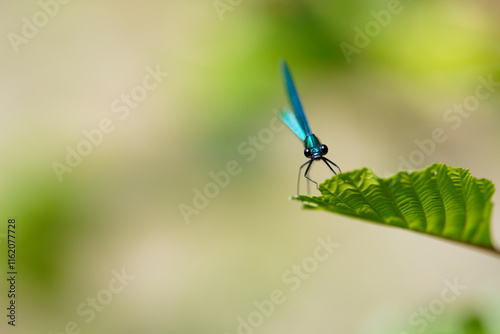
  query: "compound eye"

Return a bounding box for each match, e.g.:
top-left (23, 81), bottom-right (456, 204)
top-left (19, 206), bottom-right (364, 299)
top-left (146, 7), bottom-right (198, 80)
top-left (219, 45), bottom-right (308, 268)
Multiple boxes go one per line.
top-left (320, 145), bottom-right (328, 155)
top-left (304, 148), bottom-right (312, 158)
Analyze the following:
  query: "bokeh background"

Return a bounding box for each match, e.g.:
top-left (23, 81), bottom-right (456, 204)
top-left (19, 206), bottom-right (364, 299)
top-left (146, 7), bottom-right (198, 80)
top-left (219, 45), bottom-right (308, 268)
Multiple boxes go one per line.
top-left (2, 0), bottom-right (500, 333)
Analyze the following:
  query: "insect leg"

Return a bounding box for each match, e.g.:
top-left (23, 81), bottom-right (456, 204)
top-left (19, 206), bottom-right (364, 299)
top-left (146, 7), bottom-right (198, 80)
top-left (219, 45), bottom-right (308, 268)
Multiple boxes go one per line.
top-left (304, 159), bottom-right (318, 190)
top-left (297, 159), bottom-right (313, 197)
top-left (322, 157), bottom-right (341, 174)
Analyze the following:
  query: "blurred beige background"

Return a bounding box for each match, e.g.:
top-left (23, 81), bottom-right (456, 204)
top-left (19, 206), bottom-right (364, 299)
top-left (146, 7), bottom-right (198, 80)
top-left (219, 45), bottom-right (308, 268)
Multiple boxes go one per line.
top-left (1, 1), bottom-right (500, 333)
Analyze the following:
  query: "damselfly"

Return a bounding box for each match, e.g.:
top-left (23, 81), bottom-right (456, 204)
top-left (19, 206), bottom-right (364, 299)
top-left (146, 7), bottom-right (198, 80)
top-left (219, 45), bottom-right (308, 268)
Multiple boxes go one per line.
top-left (279, 60), bottom-right (341, 195)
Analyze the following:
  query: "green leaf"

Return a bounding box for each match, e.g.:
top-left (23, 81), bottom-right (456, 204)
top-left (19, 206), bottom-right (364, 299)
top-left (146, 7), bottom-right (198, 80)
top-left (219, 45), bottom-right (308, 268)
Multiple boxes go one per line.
top-left (296, 163), bottom-right (497, 253)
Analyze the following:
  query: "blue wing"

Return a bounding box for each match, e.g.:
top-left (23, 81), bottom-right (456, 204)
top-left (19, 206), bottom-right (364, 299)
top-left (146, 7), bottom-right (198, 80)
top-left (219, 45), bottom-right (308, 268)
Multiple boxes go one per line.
top-left (279, 107), bottom-right (306, 141)
top-left (280, 60), bottom-right (312, 135)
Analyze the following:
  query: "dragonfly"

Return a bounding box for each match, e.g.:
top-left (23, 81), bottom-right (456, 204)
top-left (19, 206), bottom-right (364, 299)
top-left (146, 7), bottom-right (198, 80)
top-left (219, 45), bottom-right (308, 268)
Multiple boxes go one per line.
top-left (279, 60), bottom-right (341, 196)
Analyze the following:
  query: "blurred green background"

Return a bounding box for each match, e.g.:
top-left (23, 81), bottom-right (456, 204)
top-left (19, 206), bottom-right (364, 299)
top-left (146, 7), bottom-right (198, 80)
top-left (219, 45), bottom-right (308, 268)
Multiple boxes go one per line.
top-left (2, 0), bottom-right (500, 333)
